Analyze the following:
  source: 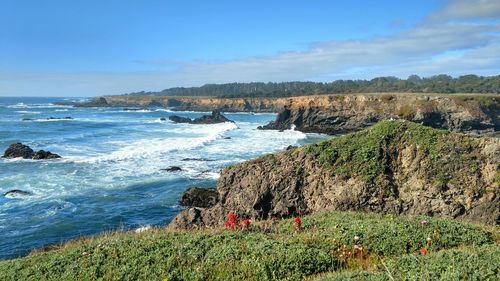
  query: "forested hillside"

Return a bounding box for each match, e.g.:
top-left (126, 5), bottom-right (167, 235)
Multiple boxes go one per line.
top-left (125, 74), bottom-right (500, 98)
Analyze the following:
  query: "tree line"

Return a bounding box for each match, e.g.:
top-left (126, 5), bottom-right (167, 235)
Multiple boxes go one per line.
top-left (124, 74), bottom-right (500, 98)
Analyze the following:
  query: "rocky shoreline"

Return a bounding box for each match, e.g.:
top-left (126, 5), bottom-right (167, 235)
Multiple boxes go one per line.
top-left (172, 121), bottom-right (500, 228)
top-left (68, 93), bottom-right (499, 136)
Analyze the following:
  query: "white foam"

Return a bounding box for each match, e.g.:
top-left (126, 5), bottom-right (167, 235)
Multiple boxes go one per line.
top-left (135, 225), bottom-right (152, 233)
top-left (77, 122), bottom-right (238, 164)
top-left (15, 111), bottom-right (41, 114)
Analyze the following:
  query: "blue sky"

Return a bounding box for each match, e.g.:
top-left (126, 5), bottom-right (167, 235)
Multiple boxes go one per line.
top-left (1, 0), bottom-right (499, 96)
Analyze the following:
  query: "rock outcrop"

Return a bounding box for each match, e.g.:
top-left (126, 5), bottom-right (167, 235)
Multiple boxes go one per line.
top-left (169, 110), bottom-right (233, 124)
top-left (3, 143), bottom-right (61, 160)
top-left (170, 121), bottom-right (500, 229)
top-left (180, 187), bottom-right (219, 208)
top-left (259, 94), bottom-right (499, 135)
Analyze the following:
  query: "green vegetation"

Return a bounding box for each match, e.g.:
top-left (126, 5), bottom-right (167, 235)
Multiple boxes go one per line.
top-left (0, 211), bottom-right (497, 281)
top-left (124, 74), bottom-right (500, 98)
top-left (312, 245), bottom-right (500, 281)
top-left (305, 121), bottom-right (483, 188)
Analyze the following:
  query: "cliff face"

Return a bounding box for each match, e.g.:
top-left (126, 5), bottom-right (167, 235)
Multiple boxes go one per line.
top-left (79, 94), bottom-right (499, 135)
top-left (260, 94), bottom-right (499, 135)
top-left (170, 121), bottom-right (500, 228)
top-left (78, 95), bottom-right (291, 112)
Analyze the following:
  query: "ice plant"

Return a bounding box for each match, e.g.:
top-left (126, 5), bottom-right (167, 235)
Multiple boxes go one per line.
top-left (295, 216), bottom-right (301, 232)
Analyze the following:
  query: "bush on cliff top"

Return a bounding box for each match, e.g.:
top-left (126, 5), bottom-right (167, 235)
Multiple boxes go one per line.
top-left (305, 120), bottom-right (484, 187)
top-left (0, 211), bottom-right (496, 281)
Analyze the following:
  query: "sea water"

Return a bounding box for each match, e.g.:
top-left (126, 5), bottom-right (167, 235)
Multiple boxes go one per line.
top-left (0, 97), bottom-right (328, 259)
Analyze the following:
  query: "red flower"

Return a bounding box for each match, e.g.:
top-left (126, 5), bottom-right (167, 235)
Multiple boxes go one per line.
top-left (295, 216), bottom-right (301, 232)
top-left (229, 213), bottom-right (237, 224)
top-left (419, 248), bottom-right (428, 256)
top-left (241, 219), bottom-right (250, 228)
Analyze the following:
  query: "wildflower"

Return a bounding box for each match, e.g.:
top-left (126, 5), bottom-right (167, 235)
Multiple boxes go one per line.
top-left (241, 219), bottom-right (250, 229)
top-left (229, 213), bottom-right (237, 224)
top-left (81, 251), bottom-right (90, 257)
top-left (426, 237), bottom-right (432, 246)
top-left (224, 221), bottom-right (232, 229)
top-left (295, 216), bottom-right (301, 232)
top-left (419, 248), bottom-right (428, 256)
top-left (420, 220), bottom-right (428, 228)
top-left (354, 235), bottom-right (360, 244)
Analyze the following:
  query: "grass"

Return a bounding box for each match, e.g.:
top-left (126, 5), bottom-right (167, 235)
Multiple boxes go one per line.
top-left (0, 211), bottom-right (498, 281)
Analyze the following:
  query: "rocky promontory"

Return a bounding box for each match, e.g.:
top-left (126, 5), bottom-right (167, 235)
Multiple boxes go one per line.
top-left (259, 94), bottom-right (499, 135)
top-left (171, 121), bottom-right (500, 228)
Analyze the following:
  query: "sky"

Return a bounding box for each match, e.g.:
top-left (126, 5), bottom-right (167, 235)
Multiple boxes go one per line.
top-left (1, 0), bottom-right (500, 97)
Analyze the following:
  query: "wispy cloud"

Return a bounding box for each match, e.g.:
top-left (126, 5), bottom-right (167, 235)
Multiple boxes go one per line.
top-left (1, 0), bottom-right (500, 96)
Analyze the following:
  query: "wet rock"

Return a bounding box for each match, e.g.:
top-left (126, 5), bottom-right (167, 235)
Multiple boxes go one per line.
top-left (162, 166), bottom-right (182, 172)
top-left (3, 143), bottom-right (61, 160)
top-left (180, 187), bottom-right (219, 208)
top-left (168, 115), bottom-right (192, 123)
top-left (3, 143), bottom-right (34, 159)
top-left (4, 189), bottom-right (31, 198)
top-left (169, 110), bottom-right (234, 124)
top-left (159, 117), bottom-right (167, 121)
top-left (47, 117), bottom-right (73, 120)
top-left (32, 150), bottom-right (61, 160)
top-left (181, 158), bottom-right (214, 162)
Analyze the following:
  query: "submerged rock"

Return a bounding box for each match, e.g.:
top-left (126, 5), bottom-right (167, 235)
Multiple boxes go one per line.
top-left (4, 189), bottom-right (31, 198)
top-left (3, 143), bottom-right (61, 160)
top-left (162, 166), bottom-right (182, 172)
top-left (180, 187), bottom-right (219, 208)
top-left (169, 110), bottom-right (234, 124)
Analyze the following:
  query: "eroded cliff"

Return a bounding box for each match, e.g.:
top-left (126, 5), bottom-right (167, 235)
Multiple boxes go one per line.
top-left (170, 121), bottom-right (500, 228)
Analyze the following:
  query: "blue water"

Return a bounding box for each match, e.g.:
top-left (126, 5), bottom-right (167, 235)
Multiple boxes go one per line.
top-left (0, 97), bottom-right (328, 259)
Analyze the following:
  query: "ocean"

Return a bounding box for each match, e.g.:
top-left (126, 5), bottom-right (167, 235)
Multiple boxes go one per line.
top-left (0, 97), bottom-right (328, 259)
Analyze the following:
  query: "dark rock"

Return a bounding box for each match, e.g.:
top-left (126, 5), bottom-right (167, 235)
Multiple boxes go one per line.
top-left (32, 150), bottom-right (61, 160)
top-left (286, 145), bottom-right (297, 150)
top-left (47, 117), bottom-right (73, 120)
top-left (4, 189), bottom-right (31, 198)
top-left (168, 115), bottom-right (193, 123)
top-left (170, 207), bottom-right (204, 229)
top-left (3, 143), bottom-right (35, 159)
top-left (190, 110), bottom-right (233, 124)
top-left (75, 97), bottom-right (109, 107)
top-left (22, 118), bottom-right (34, 121)
top-left (2, 143), bottom-right (61, 160)
top-left (180, 187), bottom-right (219, 208)
top-left (123, 108), bottom-right (148, 112)
top-left (160, 117), bottom-right (167, 121)
top-left (223, 136), bottom-right (232, 139)
top-left (181, 158), bottom-right (214, 162)
top-left (162, 166), bottom-right (182, 172)
top-left (169, 110), bottom-right (234, 124)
